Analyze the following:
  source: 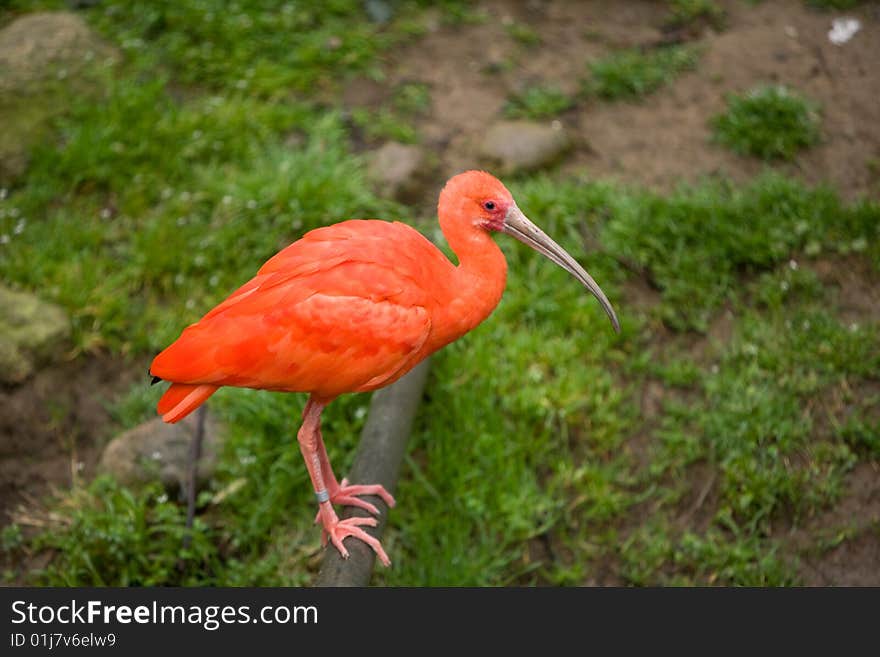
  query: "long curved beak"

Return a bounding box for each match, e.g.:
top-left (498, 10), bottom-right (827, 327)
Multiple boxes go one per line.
top-left (502, 205), bottom-right (620, 333)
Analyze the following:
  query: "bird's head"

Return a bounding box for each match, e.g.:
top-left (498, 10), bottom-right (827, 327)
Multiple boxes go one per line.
top-left (439, 170), bottom-right (620, 333)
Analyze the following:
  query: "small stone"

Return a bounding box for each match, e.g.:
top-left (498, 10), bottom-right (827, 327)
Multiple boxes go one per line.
top-left (364, 0), bottom-right (394, 24)
top-left (367, 142), bottom-right (431, 202)
top-left (99, 412), bottom-right (226, 493)
top-left (480, 120), bottom-right (571, 174)
top-left (0, 285), bottom-right (70, 385)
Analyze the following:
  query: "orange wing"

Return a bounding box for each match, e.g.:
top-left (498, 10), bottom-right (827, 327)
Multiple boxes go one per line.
top-left (151, 220), bottom-right (444, 402)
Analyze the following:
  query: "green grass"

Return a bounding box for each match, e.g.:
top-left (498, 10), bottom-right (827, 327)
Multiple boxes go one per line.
top-left (85, 0), bottom-right (406, 95)
top-left (602, 173), bottom-right (879, 331)
top-left (349, 81), bottom-right (431, 144)
top-left (505, 22), bottom-right (542, 47)
top-left (26, 477), bottom-right (224, 586)
top-left (805, 0), bottom-right (865, 9)
top-left (711, 85), bottom-right (821, 160)
top-left (2, 2), bottom-right (879, 588)
top-left (392, 82), bottom-right (432, 116)
top-left (504, 86), bottom-right (574, 120)
top-left (350, 81), bottom-right (431, 144)
top-left (585, 45), bottom-right (700, 101)
top-left (666, 0), bottom-right (726, 30)
top-left (351, 107), bottom-right (419, 143)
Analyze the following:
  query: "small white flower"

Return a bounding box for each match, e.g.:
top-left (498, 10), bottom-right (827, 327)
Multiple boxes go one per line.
top-left (157, 493), bottom-right (169, 504)
top-left (151, 450), bottom-right (163, 460)
top-left (13, 219), bottom-right (25, 234)
top-left (0, 234), bottom-right (9, 245)
top-left (100, 208), bottom-right (112, 219)
top-left (788, 259), bottom-right (798, 271)
top-left (0, 188), bottom-right (7, 200)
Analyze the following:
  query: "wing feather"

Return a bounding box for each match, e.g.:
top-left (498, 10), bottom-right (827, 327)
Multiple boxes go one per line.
top-left (151, 220), bottom-right (444, 399)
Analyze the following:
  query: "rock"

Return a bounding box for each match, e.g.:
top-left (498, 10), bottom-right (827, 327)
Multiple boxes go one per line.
top-left (0, 286), bottom-right (70, 385)
top-left (480, 120), bottom-right (571, 174)
top-left (99, 412), bottom-right (226, 493)
top-left (0, 12), bottom-right (117, 93)
top-left (0, 12), bottom-right (118, 183)
top-left (367, 142), bottom-right (432, 202)
top-left (364, 0), bottom-right (394, 24)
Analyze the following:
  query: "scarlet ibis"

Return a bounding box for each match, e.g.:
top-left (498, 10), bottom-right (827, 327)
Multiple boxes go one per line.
top-left (150, 170), bottom-right (619, 566)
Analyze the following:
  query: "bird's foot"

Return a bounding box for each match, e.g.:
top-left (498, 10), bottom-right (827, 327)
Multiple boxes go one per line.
top-left (318, 505), bottom-right (391, 567)
top-left (333, 477), bottom-right (396, 515)
top-left (314, 478), bottom-right (396, 518)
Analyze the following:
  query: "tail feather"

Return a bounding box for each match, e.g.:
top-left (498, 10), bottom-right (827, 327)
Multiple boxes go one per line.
top-left (157, 383), bottom-right (219, 424)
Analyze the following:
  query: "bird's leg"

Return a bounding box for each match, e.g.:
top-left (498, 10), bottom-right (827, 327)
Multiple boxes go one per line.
top-left (298, 398), bottom-right (391, 566)
top-left (313, 421), bottom-right (395, 517)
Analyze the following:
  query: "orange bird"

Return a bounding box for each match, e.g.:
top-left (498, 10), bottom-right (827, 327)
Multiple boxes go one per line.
top-left (150, 171), bottom-right (619, 566)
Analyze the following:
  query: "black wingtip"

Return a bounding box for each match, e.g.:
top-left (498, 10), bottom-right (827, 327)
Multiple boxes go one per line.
top-left (150, 371), bottom-right (162, 386)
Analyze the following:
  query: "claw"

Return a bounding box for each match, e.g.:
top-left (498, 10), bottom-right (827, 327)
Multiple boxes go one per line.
top-left (336, 477), bottom-right (397, 509)
top-left (324, 516), bottom-right (390, 567)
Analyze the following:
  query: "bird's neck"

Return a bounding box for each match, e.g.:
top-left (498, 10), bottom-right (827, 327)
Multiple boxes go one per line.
top-left (437, 212), bottom-right (508, 342)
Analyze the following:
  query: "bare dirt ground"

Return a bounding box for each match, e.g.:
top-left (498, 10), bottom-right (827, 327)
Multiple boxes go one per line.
top-left (0, 357), bottom-right (138, 525)
top-left (358, 0), bottom-right (880, 199)
top-left (783, 461), bottom-right (880, 585)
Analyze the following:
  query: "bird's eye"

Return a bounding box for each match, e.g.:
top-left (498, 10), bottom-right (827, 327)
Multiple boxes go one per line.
top-left (483, 201), bottom-right (496, 211)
